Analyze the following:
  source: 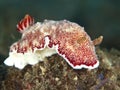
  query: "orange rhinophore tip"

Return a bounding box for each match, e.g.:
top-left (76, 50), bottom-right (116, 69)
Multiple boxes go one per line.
top-left (17, 14), bottom-right (34, 33)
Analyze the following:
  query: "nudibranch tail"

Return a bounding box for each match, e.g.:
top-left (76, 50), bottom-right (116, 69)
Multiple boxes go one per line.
top-left (4, 14), bottom-right (102, 70)
top-left (17, 14), bottom-right (34, 33)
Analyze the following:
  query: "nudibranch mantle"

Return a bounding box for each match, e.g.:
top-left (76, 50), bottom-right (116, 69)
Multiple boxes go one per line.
top-left (4, 14), bottom-right (103, 70)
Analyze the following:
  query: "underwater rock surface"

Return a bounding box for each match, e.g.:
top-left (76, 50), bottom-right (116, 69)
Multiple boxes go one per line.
top-left (1, 47), bottom-right (120, 90)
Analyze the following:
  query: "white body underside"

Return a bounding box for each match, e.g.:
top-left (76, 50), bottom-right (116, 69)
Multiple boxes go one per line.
top-left (4, 47), bottom-right (57, 69)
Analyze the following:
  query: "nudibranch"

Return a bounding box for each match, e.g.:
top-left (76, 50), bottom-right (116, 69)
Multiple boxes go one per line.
top-left (4, 14), bottom-right (103, 70)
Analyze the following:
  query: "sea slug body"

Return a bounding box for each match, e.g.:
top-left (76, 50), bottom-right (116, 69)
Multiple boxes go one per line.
top-left (4, 14), bottom-right (103, 70)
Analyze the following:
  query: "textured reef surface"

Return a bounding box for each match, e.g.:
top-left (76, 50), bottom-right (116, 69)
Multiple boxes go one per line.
top-left (0, 47), bottom-right (120, 90)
